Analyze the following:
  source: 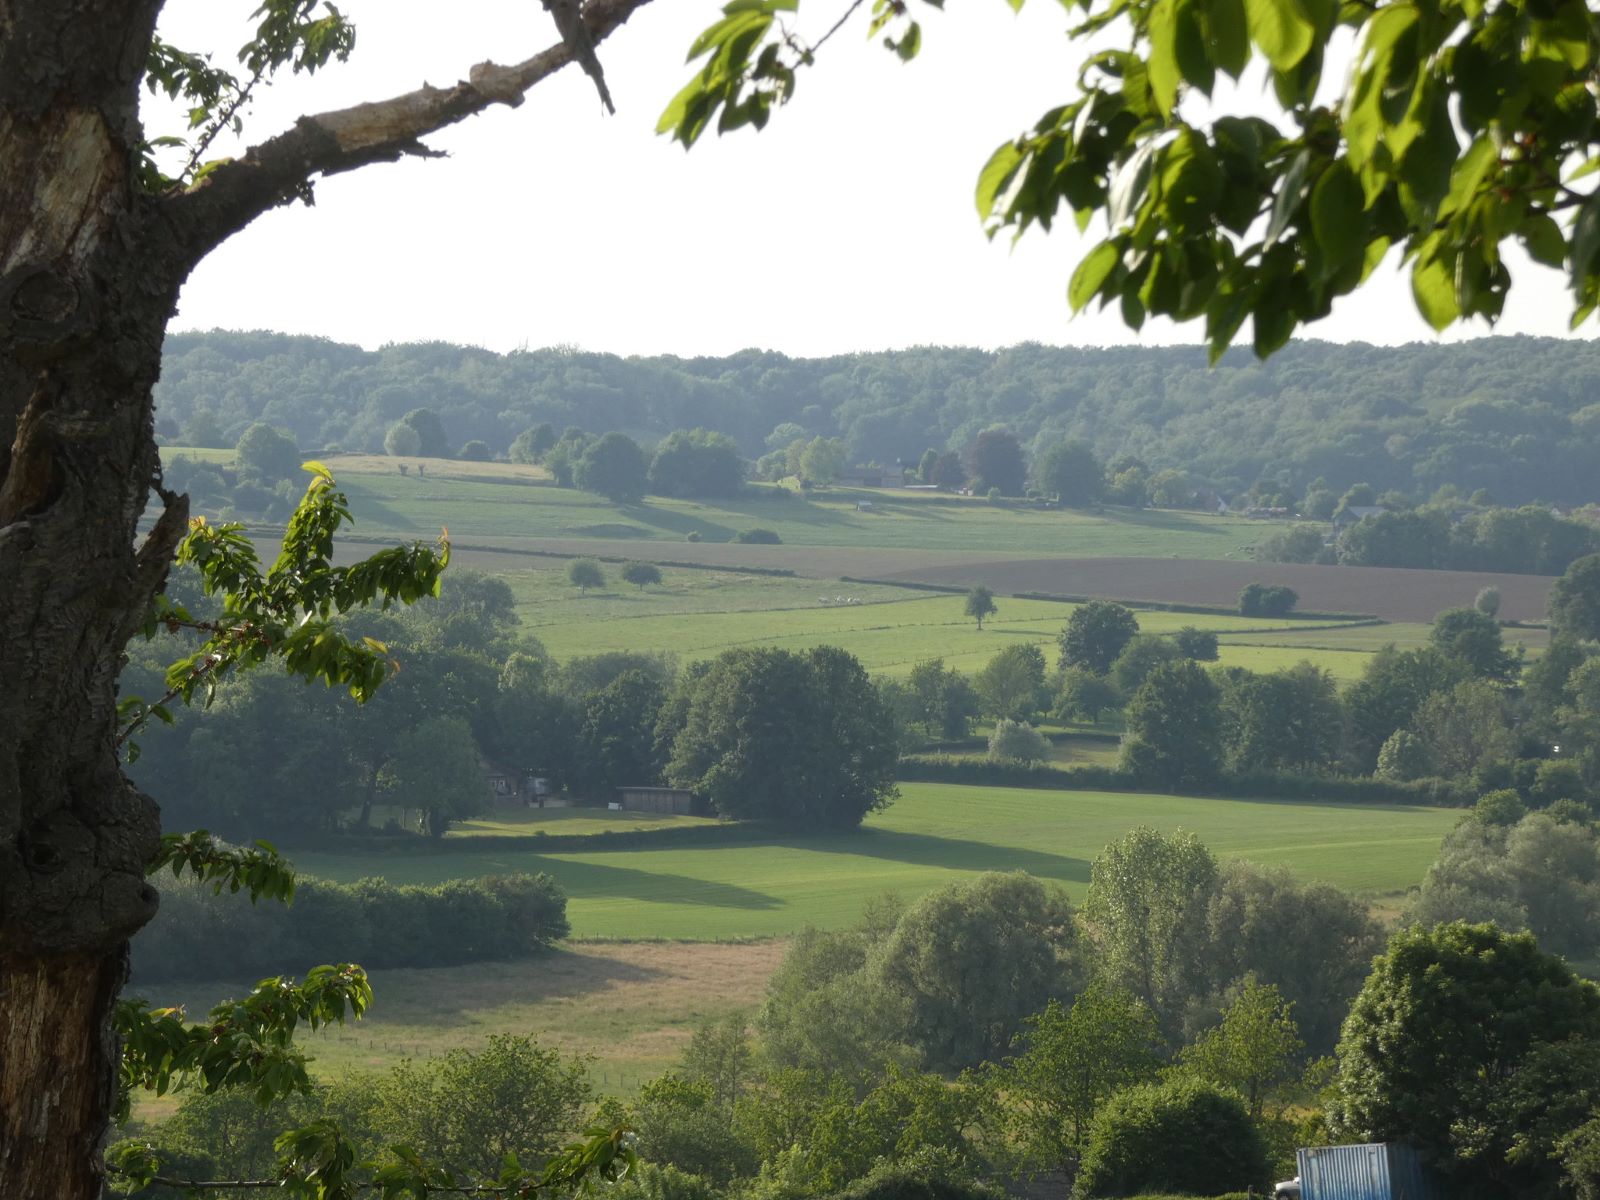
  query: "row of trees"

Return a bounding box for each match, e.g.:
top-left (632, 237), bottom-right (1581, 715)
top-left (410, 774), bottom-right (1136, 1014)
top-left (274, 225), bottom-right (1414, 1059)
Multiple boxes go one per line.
top-left (157, 332), bottom-right (1600, 508)
top-left (1257, 502), bottom-right (1600, 576)
top-left (127, 571), bottom-right (901, 840)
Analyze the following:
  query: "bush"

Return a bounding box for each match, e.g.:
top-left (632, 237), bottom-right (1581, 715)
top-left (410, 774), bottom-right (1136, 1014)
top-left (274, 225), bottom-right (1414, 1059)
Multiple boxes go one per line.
top-left (1075, 1079), bottom-right (1269, 1199)
top-left (830, 1160), bottom-right (1003, 1200)
top-left (733, 527), bottom-right (782, 544)
top-left (1173, 626), bottom-right (1220, 660)
top-left (1376, 729), bottom-right (1433, 781)
top-left (458, 439), bottom-right (492, 461)
top-left (988, 719), bottom-right (1051, 764)
top-left (686, 531), bottom-right (702, 542)
top-left (1239, 583), bottom-right (1299, 617)
top-left (384, 421), bottom-right (422, 457)
top-left (132, 872), bottom-right (568, 981)
top-left (1474, 788), bottom-right (1527, 825)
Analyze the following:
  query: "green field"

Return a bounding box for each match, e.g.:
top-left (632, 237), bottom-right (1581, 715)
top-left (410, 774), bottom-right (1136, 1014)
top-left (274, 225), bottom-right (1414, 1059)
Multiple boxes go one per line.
top-left (487, 567), bottom-right (1372, 675)
top-left (163, 441), bottom-right (1268, 559)
top-left (289, 782), bottom-right (1461, 940)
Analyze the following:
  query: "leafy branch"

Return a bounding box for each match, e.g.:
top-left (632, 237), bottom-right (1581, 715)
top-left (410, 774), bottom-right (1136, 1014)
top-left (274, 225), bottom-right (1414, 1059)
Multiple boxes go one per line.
top-left (118, 461), bottom-right (448, 760)
top-left (141, 1), bottom-right (357, 189)
top-left (662, 0), bottom-right (1600, 355)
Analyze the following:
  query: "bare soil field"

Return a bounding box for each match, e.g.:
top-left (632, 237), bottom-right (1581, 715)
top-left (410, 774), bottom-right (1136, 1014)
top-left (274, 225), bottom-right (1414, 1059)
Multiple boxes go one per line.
top-left (335, 538), bottom-right (1555, 624)
top-left (880, 556), bottom-right (1558, 624)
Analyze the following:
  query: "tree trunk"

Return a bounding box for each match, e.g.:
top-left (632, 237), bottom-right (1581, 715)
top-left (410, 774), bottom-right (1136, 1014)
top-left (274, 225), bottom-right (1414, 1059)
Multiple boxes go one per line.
top-left (0, 7), bottom-right (186, 1197)
top-left (0, 1), bottom-right (652, 1193)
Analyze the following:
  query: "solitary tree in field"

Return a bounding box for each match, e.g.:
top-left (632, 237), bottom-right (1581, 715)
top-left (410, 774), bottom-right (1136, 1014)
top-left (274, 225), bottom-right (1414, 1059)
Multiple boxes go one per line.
top-left (964, 585), bottom-right (997, 631)
top-left (621, 561), bottom-right (663, 590)
top-left (568, 557), bottom-right (606, 595)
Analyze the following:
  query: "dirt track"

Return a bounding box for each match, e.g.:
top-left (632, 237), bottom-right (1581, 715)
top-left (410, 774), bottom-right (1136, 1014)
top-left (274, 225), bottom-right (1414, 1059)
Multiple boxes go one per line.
top-left (879, 557), bottom-right (1556, 624)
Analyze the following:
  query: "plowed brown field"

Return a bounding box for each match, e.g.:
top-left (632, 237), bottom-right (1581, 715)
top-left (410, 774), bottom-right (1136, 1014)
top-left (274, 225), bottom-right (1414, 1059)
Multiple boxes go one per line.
top-left (880, 557), bottom-right (1557, 624)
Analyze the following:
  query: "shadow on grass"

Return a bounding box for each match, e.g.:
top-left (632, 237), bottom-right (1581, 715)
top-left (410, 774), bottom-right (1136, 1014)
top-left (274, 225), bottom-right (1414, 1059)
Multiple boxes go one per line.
top-left (519, 855), bottom-right (784, 911)
top-left (615, 501), bottom-right (734, 542)
top-left (776, 827), bottom-right (1092, 886)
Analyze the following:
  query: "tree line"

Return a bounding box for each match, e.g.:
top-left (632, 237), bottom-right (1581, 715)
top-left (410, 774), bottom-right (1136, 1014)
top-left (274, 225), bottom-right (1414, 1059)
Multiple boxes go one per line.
top-left (125, 570), bottom-right (901, 842)
top-left (154, 331), bottom-right (1600, 507)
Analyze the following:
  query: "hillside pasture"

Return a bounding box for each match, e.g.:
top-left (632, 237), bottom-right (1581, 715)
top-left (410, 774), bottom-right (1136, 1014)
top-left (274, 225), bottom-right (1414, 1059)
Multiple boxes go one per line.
top-left (318, 470), bottom-right (1270, 559)
top-left (288, 782), bottom-right (1461, 941)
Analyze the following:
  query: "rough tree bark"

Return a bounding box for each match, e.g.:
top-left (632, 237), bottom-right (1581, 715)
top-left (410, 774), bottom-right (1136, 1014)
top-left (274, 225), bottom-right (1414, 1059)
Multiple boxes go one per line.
top-left (0, 2), bottom-right (652, 1195)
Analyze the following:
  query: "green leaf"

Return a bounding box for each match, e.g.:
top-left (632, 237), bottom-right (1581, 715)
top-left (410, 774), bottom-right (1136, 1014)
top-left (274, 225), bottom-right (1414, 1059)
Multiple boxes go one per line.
top-left (1174, 0), bottom-right (1215, 95)
top-left (1411, 248), bottom-right (1460, 331)
top-left (976, 141), bottom-right (1026, 218)
top-left (1310, 160), bottom-right (1367, 279)
top-left (1520, 214), bottom-right (1567, 269)
top-left (1440, 135), bottom-right (1497, 219)
top-left (1243, 0), bottom-right (1315, 73)
top-left (1264, 149), bottom-right (1310, 245)
top-left (1148, 0), bottom-right (1183, 115)
top-left (1206, 0), bottom-right (1249, 77)
top-left (1571, 195), bottom-right (1600, 297)
top-left (1108, 139), bottom-right (1161, 230)
top-left (1070, 241), bottom-right (1121, 310)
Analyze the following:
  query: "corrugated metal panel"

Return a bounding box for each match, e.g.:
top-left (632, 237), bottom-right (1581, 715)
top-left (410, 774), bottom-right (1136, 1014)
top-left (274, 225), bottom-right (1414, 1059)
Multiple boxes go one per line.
top-left (1297, 1144), bottom-right (1440, 1200)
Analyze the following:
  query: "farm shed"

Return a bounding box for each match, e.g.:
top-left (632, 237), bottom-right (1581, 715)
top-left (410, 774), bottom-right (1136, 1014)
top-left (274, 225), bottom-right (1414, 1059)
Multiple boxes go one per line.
top-left (1297, 1143), bottom-right (1440, 1200)
top-left (837, 466), bottom-right (885, 488)
top-left (619, 786), bottom-right (695, 815)
top-left (479, 758), bottom-right (549, 805)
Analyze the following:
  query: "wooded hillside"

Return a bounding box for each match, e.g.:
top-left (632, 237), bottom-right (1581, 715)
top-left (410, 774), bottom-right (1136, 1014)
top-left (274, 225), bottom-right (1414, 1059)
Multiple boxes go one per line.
top-left (156, 332), bottom-right (1600, 505)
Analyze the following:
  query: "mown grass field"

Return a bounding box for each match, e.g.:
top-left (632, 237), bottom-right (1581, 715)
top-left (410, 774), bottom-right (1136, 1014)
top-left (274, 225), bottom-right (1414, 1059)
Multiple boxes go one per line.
top-left (490, 566), bottom-right (1376, 676)
top-left (289, 782), bottom-right (1462, 941)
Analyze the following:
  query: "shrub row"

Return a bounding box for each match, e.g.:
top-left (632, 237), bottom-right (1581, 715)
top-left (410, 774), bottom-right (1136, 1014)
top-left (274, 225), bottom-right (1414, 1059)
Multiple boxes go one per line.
top-left (896, 755), bottom-right (1476, 806)
top-left (1011, 590), bottom-right (1379, 622)
top-left (131, 872), bottom-right (569, 982)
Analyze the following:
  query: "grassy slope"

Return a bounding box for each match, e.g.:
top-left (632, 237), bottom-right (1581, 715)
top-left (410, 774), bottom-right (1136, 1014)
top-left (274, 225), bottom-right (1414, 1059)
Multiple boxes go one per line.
top-left (309, 464), bottom-right (1267, 558)
top-left (289, 782), bottom-right (1460, 940)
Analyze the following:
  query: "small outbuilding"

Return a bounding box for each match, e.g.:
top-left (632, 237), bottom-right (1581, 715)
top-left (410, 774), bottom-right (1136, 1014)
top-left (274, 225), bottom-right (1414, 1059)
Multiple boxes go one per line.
top-left (1296, 1143), bottom-right (1440, 1200)
top-left (618, 786), bottom-right (695, 815)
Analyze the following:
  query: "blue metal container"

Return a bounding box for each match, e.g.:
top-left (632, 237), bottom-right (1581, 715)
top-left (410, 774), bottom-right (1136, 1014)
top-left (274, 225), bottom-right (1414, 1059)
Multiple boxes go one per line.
top-left (1297, 1143), bottom-right (1441, 1200)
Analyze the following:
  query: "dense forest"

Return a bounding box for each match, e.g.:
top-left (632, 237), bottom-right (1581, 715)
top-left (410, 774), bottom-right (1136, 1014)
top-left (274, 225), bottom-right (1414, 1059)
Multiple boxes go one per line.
top-left (155, 332), bottom-right (1600, 505)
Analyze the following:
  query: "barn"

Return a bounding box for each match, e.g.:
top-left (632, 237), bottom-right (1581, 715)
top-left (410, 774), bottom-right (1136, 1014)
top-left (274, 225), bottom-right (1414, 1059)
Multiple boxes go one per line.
top-left (618, 786), bottom-right (696, 815)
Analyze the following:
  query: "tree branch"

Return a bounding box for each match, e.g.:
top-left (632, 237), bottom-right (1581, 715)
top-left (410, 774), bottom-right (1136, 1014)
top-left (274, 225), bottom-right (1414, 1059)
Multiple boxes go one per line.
top-left (162, 0), bottom-right (656, 268)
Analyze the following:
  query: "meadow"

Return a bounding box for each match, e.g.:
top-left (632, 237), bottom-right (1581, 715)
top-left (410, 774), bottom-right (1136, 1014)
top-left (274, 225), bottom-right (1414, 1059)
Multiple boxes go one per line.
top-left (164, 444), bottom-right (1270, 560)
top-left (487, 564), bottom-right (1378, 677)
top-left (144, 941), bottom-right (784, 1109)
top-left (289, 782), bottom-right (1462, 941)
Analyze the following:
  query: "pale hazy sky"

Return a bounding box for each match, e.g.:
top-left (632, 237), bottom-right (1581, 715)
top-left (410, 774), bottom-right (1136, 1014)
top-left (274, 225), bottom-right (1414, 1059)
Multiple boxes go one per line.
top-left (156, 0), bottom-right (1587, 357)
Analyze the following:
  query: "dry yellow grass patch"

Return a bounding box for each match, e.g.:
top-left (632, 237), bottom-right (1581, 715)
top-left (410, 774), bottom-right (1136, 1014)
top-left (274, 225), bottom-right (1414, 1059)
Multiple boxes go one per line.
top-left (144, 940), bottom-right (787, 1108)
